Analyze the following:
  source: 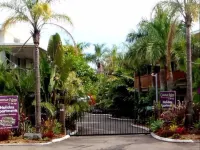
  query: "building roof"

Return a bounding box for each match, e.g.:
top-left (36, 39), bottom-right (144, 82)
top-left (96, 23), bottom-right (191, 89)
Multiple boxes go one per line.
top-left (0, 43), bottom-right (46, 51)
top-left (0, 43), bottom-right (46, 59)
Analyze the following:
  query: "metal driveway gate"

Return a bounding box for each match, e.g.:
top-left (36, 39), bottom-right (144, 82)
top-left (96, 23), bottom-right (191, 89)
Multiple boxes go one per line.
top-left (67, 109), bottom-right (150, 136)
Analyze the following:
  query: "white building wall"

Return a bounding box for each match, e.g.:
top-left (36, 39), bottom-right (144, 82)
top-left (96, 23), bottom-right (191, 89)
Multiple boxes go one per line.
top-left (0, 31), bottom-right (4, 43)
top-left (0, 31), bottom-right (6, 64)
top-left (0, 51), bottom-right (6, 64)
top-left (0, 29), bottom-right (21, 43)
top-left (0, 30), bottom-right (21, 66)
top-left (4, 32), bottom-right (20, 43)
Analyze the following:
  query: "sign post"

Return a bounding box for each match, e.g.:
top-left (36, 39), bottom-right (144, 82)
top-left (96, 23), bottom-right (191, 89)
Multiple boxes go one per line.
top-left (0, 96), bottom-right (19, 129)
top-left (160, 91), bottom-right (176, 108)
top-left (59, 104), bottom-right (66, 135)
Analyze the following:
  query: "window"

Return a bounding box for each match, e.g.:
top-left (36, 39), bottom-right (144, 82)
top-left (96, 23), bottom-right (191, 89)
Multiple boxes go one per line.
top-left (18, 58), bottom-right (20, 66)
top-left (5, 53), bottom-right (10, 64)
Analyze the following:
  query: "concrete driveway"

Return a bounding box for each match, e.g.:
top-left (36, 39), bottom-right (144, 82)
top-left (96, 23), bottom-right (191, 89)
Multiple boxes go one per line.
top-left (1, 135), bottom-right (199, 150)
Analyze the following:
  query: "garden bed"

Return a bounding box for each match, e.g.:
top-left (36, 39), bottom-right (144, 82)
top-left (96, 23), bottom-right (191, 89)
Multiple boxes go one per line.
top-left (0, 134), bottom-right (65, 144)
top-left (153, 131), bottom-right (200, 141)
top-left (180, 134), bottom-right (200, 140)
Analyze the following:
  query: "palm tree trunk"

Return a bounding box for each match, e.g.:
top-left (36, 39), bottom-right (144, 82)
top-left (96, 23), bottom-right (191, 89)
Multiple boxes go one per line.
top-left (159, 64), bottom-right (165, 91)
top-left (138, 71), bottom-right (142, 93)
top-left (166, 46), bottom-right (173, 91)
top-left (167, 70), bottom-right (173, 90)
top-left (164, 66), bottom-right (168, 90)
top-left (166, 23), bottom-right (176, 91)
top-left (185, 16), bottom-right (193, 127)
top-left (33, 32), bottom-right (41, 133)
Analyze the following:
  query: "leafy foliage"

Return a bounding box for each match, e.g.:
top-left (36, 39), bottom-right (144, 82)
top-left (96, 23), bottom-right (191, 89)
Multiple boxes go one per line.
top-left (157, 129), bottom-right (174, 137)
top-left (150, 120), bottom-right (164, 132)
top-left (169, 124), bottom-right (178, 132)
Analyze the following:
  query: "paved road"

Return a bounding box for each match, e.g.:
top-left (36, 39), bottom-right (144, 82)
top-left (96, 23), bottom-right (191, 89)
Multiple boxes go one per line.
top-left (1, 135), bottom-right (199, 150)
top-left (76, 113), bottom-right (148, 135)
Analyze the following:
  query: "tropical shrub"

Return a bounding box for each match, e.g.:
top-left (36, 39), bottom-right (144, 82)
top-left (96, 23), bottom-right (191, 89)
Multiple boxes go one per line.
top-left (169, 124), bottom-right (178, 132)
top-left (157, 129), bottom-right (174, 137)
top-left (42, 131), bottom-right (54, 139)
top-left (150, 120), bottom-right (164, 132)
top-left (193, 104), bottom-right (200, 123)
top-left (160, 110), bottom-right (175, 122)
top-left (41, 118), bottom-right (61, 135)
top-left (53, 120), bottom-right (62, 134)
top-left (194, 121), bottom-right (200, 130)
top-left (13, 113), bottom-right (32, 137)
top-left (176, 127), bottom-right (186, 135)
top-left (160, 102), bottom-right (185, 125)
top-left (41, 118), bottom-right (62, 139)
top-left (172, 133), bottom-right (181, 139)
top-left (0, 129), bottom-right (11, 141)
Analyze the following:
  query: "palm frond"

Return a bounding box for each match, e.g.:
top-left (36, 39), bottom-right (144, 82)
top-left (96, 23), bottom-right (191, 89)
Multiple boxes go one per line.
top-left (49, 13), bottom-right (73, 25)
top-left (77, 42), bottom-right (90, 53)
top-left (0, 2), bottom-right (24, 14)
top-left (1, 15), bottom-right (30, 31)
top-left (42, 23), bottom-right (77, 51)
top-left (32, 100), bottom-right (56, 117)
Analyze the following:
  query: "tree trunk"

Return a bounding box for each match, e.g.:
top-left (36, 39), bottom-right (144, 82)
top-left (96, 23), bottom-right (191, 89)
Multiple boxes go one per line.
top-left (33, 32), bottom-right (41, 133)
top-left (159, 64), bottom-right (166, 91)
top-left (138, 71), bottom-right (142, 93)
top-left (164, 66), bottom-right (167, 90)
top-left (166, 23), bottom-right (175, 91)
top-left (185, 16), bottom-right (193, 127)
top-left (167, 70), bottom-right (173, 91)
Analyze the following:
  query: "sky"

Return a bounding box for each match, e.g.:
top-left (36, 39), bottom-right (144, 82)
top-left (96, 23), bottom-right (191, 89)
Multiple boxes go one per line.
top-left (1, 0), bottom-right (200, 54)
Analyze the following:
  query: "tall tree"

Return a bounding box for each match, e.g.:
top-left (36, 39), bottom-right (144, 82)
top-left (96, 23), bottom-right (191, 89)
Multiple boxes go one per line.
top-left (0, 0), bottom-right (73, 132)
top-left (127, 6), bottom-right (184, 91)
top-left (86, 44), bottom-right (108, 73)
top-left (104, 45), bottom-right (118, 75)
top-left (156, 0), bottom-right (200, 126)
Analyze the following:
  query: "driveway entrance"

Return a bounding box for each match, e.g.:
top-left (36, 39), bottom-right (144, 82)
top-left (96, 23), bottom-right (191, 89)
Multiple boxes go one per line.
top-left (71, 111), bottom-right (150, 136)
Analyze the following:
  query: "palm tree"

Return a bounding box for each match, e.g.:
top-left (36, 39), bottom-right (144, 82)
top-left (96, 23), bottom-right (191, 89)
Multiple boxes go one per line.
top-left (86, 44), bottom-right (108, 73)
top-left (156, 0), bottom-right (200, 126)
top-left (104, 45), bottom-right (118, 74)
top-left (127, 6), bottom-right (184, 91)
top-left (0, 0), bottom-right (73, 132)
top-left (126, 42), bottom-right (148, 93)
top-left (46, 33), bottom-right (72, 105)
top-left (76, 42), bottom-right (90, 54)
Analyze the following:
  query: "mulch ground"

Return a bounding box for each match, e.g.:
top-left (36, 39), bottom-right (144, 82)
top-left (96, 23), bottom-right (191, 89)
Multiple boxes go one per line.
top-left (0, 134), bottom-right (65, 144)
top-left (180, 134), bottom-right (200, 140)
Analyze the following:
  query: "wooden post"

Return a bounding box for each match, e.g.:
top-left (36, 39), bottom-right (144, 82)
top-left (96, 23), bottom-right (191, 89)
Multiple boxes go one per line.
top-left (59, 104), bottom-right (66, 135)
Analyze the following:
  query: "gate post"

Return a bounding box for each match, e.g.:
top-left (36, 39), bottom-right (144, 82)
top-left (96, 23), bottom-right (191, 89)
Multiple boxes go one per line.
top-left (59, 104), bottom-right (66, 135)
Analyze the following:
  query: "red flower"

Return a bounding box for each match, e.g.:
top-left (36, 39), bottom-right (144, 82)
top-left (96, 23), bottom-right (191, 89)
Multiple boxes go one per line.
top-left (88, 95), bottom-right (96, 106)
top-left (176, 127), bottom-right (185, 134)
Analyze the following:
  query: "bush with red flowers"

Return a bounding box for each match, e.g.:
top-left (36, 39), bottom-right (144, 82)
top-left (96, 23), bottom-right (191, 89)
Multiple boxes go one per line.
top-left (176, 127), bottom-right (186, 135)
top-left (157, 129), bottom-right (174, 138)
top-left (0, 129), bottom-right (11, 141)
top-left (42, 131), bottom-right (54, 139)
